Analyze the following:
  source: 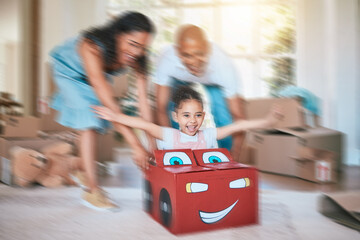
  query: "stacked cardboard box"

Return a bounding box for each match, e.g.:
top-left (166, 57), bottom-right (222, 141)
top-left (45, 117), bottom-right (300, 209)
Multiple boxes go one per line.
top-left (0, 137), bottom-right (60, 185)
top-left (37, 99), bottom-right (118, 163)
top-left (0, 93), bottom-right (42, 184)
top-left (243, 97), bottom-right (343, 183)
top-left (0, 97), bottom-right (119, 185)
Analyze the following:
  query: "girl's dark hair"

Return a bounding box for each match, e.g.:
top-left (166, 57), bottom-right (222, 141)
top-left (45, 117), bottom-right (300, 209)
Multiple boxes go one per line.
top-left (172, 86), bottom-right (203, 111)
top-left (83, 11), bottom-right (155, 74)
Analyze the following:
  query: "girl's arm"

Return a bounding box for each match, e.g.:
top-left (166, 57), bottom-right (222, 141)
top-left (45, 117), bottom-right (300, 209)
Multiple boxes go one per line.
top-left (93, 106), bottom-right (164, 140)
top-left (216, 105), bottom-right (283, 140)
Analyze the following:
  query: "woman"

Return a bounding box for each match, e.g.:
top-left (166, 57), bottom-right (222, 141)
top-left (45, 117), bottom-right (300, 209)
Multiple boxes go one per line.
top-left (50, 11), bottom-right (155, 211)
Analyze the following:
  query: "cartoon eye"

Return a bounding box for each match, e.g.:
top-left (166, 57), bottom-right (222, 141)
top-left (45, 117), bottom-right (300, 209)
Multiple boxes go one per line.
top-left (163, 152), bottom-right (192, 166)
top-left (202, 151), bottom-right (230, 164)
top-left (186, 183), bottom-right (208, 193)
top-left (229, 178), bottom-right (250, 189)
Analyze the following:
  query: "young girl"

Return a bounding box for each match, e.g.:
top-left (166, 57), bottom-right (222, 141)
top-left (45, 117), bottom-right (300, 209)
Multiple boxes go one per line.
top-left (93, 86), bottom-right (282, 151)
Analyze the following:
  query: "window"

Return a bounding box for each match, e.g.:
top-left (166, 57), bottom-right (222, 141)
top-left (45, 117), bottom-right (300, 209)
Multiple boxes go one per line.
top-left (108, 0), bottom-right (297, 98)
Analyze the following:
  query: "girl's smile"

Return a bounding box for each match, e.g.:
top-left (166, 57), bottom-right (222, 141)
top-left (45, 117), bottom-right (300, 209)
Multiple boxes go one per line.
top-left (172, 99), bottom-right (205, 136)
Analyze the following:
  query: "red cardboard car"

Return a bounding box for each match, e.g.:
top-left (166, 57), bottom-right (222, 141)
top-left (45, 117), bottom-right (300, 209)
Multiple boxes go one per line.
top-left (143, 148), bottom-right (258, 234)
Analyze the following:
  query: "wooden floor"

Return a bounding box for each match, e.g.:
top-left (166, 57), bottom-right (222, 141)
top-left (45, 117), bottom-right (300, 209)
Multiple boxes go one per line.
top-left (100, 148), bottom-right (360, 193)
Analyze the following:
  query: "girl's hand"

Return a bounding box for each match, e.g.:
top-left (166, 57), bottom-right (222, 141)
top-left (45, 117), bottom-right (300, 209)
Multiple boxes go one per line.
top-left (92, 106), bottom-right (117, 122)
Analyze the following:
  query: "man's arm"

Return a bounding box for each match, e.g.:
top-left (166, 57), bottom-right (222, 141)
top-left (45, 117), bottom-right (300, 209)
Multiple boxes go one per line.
top-left (155, 84), bottom-right (172, 127)
top-left (226, 96), bottom-right (246, 162)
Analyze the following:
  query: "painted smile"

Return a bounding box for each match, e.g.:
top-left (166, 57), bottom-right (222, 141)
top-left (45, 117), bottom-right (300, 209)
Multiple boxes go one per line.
top-left (199, 200), bottom-right (238, 224)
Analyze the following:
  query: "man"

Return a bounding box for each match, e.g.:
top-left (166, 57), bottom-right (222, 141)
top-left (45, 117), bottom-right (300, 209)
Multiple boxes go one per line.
top-left (153, 24), bottom-right (245, 161)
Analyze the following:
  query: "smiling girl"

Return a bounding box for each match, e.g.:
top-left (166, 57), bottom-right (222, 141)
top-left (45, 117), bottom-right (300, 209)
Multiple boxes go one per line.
top-left (93, 86), bottom-right (282, 150)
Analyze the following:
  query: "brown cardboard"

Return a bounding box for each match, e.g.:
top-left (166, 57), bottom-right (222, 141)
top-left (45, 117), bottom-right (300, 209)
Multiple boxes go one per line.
top-left (251, 127), bottom-right (343, 179)
top-left (39, 108), bottom-right (72, 132)
top-left (0, 115), bottom-right (39, 138)
top-left (245, 97), bottom-right (304, 128)
top-left (97, 131), bottom-right (117, 163)
top-left (318, 191), bottom-right (360, 230)
top-left (293, 147), bottom-right (337, 183)
top-left (238, 143), bottom-right (256, 165)
top-left (72, 130), bottom-right (117, 163)
top-left (294, 158), bottom-right (336, 183)
top-left (0, 137), bottom-right (60, 185)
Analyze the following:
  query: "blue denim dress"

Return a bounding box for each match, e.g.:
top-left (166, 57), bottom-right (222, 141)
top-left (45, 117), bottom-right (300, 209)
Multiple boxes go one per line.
top-left (50, 36), bottom-right (123, 133)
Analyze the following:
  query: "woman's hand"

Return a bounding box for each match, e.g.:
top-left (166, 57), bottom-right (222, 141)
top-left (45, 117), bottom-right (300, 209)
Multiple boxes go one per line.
top-left (132, 146), bottom-right (153, 171)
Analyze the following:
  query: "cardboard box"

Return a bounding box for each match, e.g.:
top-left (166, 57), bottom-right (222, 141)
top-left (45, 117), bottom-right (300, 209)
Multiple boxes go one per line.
top-left (292, 147), bottom-right (337, 183)
top-left (0, 137), bottom-right (60, 185)
top-left (238, 142), bottom-right (256, 165)
top-left (38, 108), bottom-right (72, 132)
top-left (70, 130), bottom-right (117, 163)
top-left (0, 115), bottom-right (39, 138)
top-left (243, 97), bottom-right (343, 183)
top-left (145, 148), bottom-right (258, 234)
top-left (250, 127), bottom-right (343, 178)
top-left (245, 97), bottom-right (304, 128)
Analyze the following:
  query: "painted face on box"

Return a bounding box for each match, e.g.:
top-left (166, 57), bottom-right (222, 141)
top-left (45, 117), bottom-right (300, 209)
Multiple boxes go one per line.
top-left (144, 148), bottom-right (257, 234)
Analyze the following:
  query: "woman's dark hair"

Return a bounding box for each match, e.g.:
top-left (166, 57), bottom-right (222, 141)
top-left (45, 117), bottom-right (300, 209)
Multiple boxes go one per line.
top-left (83, 11), bottom-right (155, 74)
top-left (172, 86), bottom-right (203, 111)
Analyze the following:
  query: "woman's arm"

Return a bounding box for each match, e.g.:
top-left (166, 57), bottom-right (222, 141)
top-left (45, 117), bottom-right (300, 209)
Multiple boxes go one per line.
top-left (216, 105), bottom-right (283, 140)
top-left (79, 39), bottom-right (151, 170)
top-left (93, 106), bottom-right (163, 140)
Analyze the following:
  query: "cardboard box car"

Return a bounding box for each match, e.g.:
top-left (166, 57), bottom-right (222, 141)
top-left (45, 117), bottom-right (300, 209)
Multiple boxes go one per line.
top-left (249, 127), bottom-right (343, 178)
top-left (0, 137), bottom-right (60, 185)
top-left (145, 148), bottom-right (258, 234)
top-left (0, 115), bottom-right (39, 138)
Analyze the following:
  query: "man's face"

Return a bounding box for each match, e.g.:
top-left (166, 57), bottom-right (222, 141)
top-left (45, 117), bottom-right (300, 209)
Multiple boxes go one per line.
top-left (177, 38), bottom-right (209, 77)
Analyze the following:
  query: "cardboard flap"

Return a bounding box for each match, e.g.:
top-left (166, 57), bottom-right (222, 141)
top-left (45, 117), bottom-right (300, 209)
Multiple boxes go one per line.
top-left (153, 149), bottom-right (197, 167)
top-left (318, 191), bottom-right (360, 230)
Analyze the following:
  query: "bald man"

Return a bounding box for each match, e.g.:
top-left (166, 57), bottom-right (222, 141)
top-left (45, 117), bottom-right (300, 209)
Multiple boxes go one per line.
top-left (153, 24), bottom-right (245, 161)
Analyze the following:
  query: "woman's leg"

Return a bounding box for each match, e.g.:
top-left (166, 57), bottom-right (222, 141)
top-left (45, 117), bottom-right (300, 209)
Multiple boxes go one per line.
top-left (79, 129), bottom-right (98, 192)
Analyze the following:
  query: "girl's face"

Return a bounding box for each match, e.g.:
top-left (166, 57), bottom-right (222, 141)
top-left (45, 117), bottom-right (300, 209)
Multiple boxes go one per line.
top-left (116, 31), bottom-right (152, 67)
top-left (172, 99), bottom-right (205, 136)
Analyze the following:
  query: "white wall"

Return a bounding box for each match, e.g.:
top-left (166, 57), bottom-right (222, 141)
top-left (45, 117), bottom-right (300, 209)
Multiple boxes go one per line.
top-left (0, 0), bottom-right (20, 41)
top-left (297, 0), bottom-right (360, 165)
top-left (0, 0), bottom-right (20, 99)
top-left (39, 0), bottom-right (107, 97)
